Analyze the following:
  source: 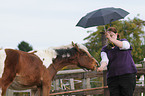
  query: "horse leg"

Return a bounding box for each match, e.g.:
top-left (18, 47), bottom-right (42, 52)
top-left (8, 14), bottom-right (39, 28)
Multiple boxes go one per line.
top-left (1, 77), bottom-right (16, 96)
top-left (42, 81), bottom-right (51, 96)
top-left (42, 85), bottom-right (51, 96)
top-left (1, 69), bottom-right (16, 96)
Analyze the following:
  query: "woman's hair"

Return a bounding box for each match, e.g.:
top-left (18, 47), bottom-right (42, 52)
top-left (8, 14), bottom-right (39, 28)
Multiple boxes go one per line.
top-left (107, 27), bottom-right (117, 33)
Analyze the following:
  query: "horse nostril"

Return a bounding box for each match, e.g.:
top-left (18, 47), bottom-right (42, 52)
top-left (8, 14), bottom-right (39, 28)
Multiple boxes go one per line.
top-left (93, 66), bottom-right (96, 71)
top-left (93, 65), bottom-right (97, 70)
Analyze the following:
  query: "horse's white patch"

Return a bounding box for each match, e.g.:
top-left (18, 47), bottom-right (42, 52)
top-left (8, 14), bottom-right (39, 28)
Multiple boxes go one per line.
top-left (34, 48), bottom-right (57, 68)
top-left (67, 53), bottom-right (70, 57)
top-left (62, 54), bottom-right (66, 58)
top-left (61, 53), bottom-right (70, 58)
top-left (0, 49), bottom-right (6, 78)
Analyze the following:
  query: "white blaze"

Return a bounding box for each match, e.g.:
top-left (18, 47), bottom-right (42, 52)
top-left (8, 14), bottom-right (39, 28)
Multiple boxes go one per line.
top-left (34, 48), bottom-right (57, 68)
top-left (0, 49), bottom-right (6, 78)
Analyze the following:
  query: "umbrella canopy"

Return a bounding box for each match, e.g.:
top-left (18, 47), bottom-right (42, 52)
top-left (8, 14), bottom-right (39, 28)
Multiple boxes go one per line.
top-left (76, 7), bottom-right (129, 28)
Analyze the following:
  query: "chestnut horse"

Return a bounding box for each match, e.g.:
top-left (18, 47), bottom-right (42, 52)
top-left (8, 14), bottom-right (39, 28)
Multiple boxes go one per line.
top-left (0, 43), bottom-right (99, 96)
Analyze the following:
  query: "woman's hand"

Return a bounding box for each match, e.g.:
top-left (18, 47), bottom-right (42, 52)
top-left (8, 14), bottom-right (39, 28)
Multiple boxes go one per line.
top-left (105, 31), bottom-right (117, 40)
top-left (97, 67), bottom-right (104, 72)
top-left (105, 32), bottom-right (111, 39)
top-left (97, 61), bottom-right (107, 72)
top-left (105, 31), bottom-right (123, 48)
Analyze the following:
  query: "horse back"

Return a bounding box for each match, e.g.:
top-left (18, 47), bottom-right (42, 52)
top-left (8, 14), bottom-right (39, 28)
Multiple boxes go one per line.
top-left (4, 49), bottom-right (43, 77)
top-left (4, 49), bottom-right (44, 87)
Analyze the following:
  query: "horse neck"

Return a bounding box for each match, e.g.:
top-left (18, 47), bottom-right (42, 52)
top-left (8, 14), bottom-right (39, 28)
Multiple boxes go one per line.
top-left (47, 60), bottom-right (77, 79)
top-left (48, 62), bottom-right (69, 71)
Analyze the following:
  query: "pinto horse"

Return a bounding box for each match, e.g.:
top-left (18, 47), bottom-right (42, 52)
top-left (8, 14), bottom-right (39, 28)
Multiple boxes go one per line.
top-left (0, 43), bottom-right (99, 96)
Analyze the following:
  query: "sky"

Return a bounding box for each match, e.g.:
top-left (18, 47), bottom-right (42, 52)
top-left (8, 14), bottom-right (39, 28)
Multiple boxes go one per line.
top-left (0, 0), bottom-right (145, 50)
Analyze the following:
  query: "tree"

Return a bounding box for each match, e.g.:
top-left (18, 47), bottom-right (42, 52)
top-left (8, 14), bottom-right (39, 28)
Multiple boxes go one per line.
top-left (18, 41), bottom-right (33, 52)
top-left (84, 16), bottom-right (145, 63)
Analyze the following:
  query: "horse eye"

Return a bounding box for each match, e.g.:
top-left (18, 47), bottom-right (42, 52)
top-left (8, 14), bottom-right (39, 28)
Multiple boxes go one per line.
top-left (84, 52), bottom-right (88, 56)
top-left (80, 52), bottom-right (88, 56)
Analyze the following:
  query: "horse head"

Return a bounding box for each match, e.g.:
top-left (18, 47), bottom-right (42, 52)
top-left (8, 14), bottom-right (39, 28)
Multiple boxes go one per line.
top-left (51, 42), bottom-right (99, 71)
top-left (71, 42), bottom-right (99, 71)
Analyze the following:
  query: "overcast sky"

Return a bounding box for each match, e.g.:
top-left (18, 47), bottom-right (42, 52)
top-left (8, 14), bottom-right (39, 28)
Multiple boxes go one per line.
top-left (0, 0), bottom-right (145, 50)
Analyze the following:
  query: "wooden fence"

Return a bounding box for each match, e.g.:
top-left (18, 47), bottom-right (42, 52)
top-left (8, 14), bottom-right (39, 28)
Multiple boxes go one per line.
top-left (50, 69), bottom-right (108, 96)
top-left (6, 63), bottom-right (145, 96)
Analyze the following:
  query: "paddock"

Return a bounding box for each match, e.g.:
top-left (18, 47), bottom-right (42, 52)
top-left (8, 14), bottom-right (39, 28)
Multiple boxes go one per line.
top-left (6, 61), bottom-right (145, 96)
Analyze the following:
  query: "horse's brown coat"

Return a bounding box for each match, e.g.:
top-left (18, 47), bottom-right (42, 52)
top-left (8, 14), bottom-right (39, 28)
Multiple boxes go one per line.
top-left (0, 44), bottom-right (98, 96)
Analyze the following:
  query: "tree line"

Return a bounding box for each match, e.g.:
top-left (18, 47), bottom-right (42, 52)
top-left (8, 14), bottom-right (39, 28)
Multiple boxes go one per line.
top-left (83, 16), bottom-right (145, 63)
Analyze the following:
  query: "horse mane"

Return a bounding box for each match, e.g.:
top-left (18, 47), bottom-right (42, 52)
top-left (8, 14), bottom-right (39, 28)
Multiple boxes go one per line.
top-left (53, 44), bottom-right (88, 58)
top-left (33, 44), bottom-right (88, 68)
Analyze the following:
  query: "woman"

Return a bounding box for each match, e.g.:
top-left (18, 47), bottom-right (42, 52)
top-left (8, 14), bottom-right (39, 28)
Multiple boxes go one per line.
top-left (97, 27), bottom-right (137, 96)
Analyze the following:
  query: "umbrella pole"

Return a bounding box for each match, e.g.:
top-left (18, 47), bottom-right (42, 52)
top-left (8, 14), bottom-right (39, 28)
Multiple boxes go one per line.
top-left (100, 25), bottom-right (107, 47)
top-left (104, 25), bottom-right (106, 32)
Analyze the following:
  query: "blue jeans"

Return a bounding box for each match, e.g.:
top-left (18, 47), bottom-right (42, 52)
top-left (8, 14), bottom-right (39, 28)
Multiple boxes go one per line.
top-left (107, 73), bottom-right (136, 96)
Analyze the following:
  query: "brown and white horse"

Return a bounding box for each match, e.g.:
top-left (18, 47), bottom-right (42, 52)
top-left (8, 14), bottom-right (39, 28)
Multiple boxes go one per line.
top-left (0, 43), bottom-right (99, 96)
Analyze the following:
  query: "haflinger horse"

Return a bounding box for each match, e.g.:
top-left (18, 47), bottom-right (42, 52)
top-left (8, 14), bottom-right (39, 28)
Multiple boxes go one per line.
top-left (0, 42), bottom-right (99, 96)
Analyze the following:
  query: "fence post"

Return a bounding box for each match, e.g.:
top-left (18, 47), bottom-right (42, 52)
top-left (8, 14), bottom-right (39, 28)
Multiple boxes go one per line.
top-left (86, 78), bottom-right (91, 89)
top-left (54, 79), bottom-right (59, 90)
top-left (53, 79), bottom-right (60, 96)
top-left (103, 70), bottom-right (110, 96)
top-left (69, 78), bottom-right (75, 96)
top-left (86, 78), bottom-right (91, 96)
top-left (70, 78), bottom-right (75, 90)
top-left (82, 78), bottom-right (86, 89)
top-left (82, 72), bottom-right (91, 96)
top-left (6, 89), bottom-right (13, 96)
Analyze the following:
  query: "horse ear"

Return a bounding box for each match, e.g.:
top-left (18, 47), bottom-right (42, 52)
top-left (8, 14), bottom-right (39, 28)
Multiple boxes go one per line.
top-left (72, 41), bottom-right (75, 46)
top-left (72, 42), bottom-right (80, 52)
top-left (75, 43), bottom-right (81, 52)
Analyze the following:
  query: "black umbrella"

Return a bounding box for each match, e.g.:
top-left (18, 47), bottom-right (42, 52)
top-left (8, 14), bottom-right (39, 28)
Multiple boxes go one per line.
top-left (76, 7), bottom-right (129, 28)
